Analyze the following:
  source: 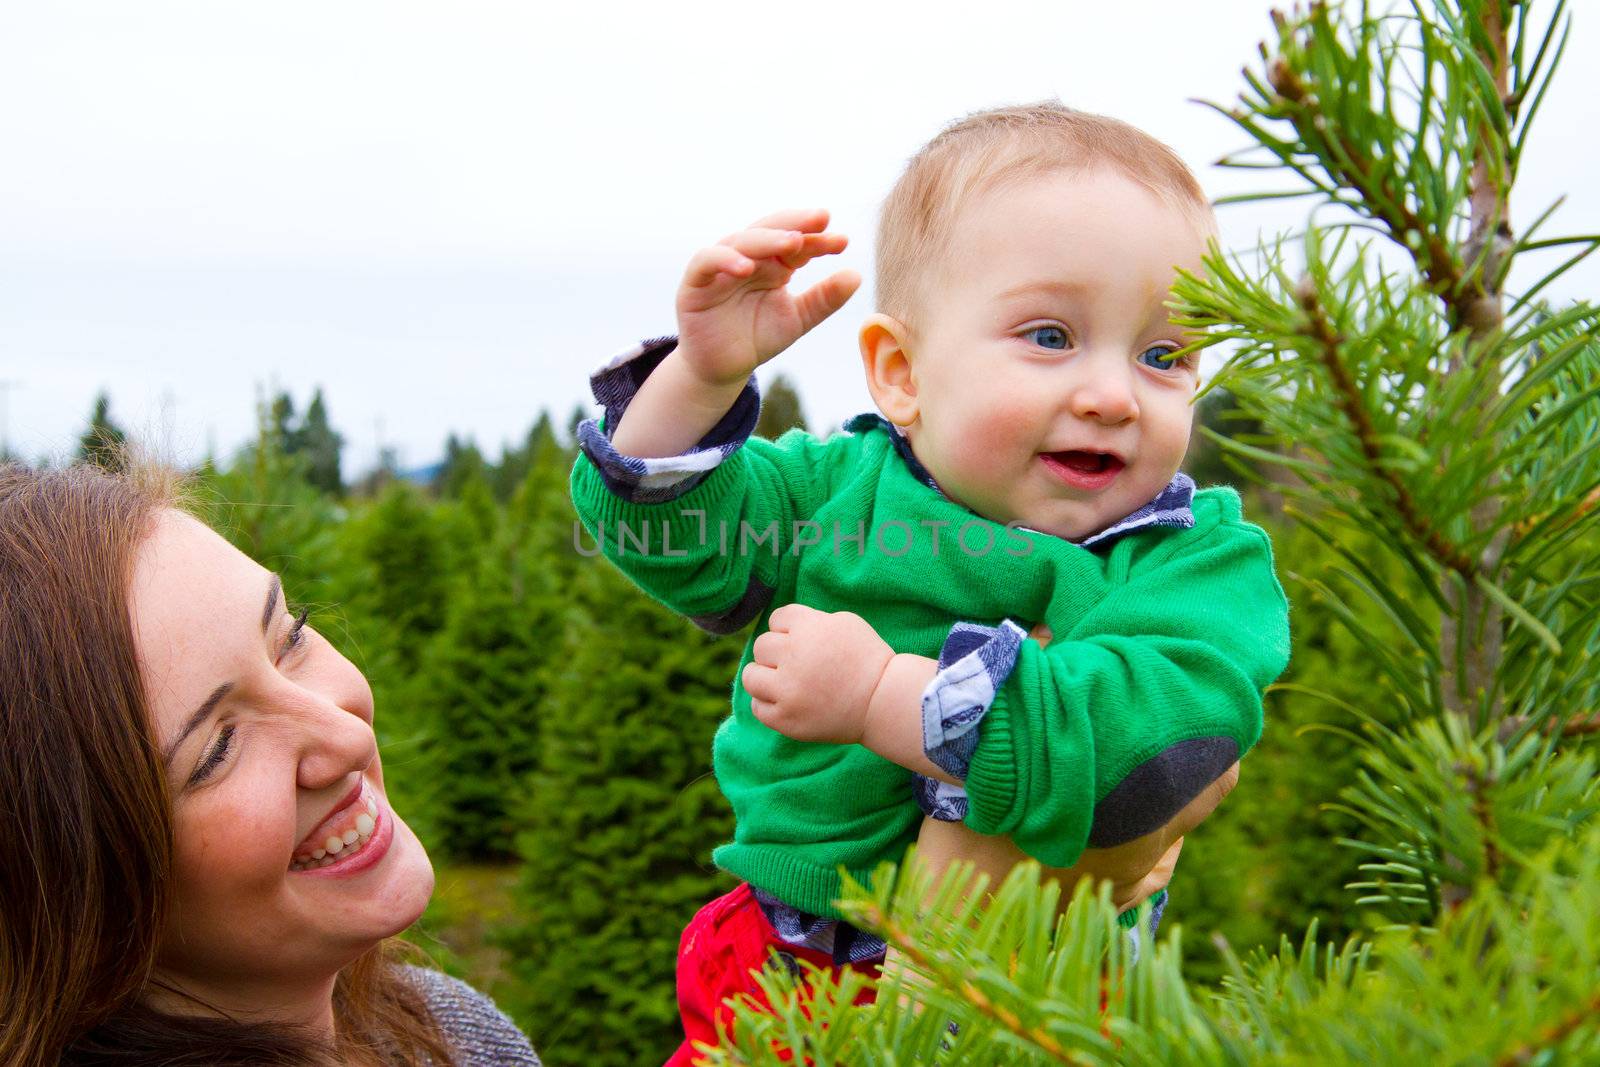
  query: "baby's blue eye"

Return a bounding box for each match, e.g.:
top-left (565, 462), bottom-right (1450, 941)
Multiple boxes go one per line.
top-left (1139, 345), bottom-right (1181, 369)
top-left (1025, 326), bottom-right (1071, 350)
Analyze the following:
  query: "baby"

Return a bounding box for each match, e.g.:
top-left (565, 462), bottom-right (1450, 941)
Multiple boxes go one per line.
top-left (570, 103), bottom-right (1290, 1063)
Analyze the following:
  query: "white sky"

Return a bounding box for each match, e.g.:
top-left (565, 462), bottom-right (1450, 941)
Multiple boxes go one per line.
top-left (2, 1), bottom-right (1595, 474)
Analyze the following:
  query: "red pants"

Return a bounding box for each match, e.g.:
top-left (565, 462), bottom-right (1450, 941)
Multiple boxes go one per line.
top-left (664, 883), bottom-right (880, 1067)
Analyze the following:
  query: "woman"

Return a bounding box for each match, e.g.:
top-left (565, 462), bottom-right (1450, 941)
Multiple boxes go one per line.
top-left (0, 462), bottom-right (540, 1066)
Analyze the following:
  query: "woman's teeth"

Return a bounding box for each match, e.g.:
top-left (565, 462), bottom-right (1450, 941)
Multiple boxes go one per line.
top-left (290, 795), bottom-right (379, 870)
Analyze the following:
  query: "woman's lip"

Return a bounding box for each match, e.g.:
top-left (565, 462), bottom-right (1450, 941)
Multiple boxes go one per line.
top-left (295, 779), bottom-right (368, 853)
top-left (1040, 452), bottom-right (1125, 491)
top-left (293, 804), bottom-right (393, 878)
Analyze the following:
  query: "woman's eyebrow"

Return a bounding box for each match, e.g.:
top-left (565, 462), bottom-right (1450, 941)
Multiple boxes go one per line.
top-left (162, 574), bottom-right (281, 766)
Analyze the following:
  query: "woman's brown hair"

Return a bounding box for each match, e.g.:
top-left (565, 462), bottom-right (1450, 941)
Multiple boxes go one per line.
top-left (0, 462), bottom-right (456, 1066)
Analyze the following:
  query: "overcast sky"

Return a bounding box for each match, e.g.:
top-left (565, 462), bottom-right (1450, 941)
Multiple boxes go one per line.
top-left (2, 1), bottom-right (1595, 475)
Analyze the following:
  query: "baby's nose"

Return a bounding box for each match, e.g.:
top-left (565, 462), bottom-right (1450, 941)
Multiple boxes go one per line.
top-left (1069, 370), bottom-right (1139, 424)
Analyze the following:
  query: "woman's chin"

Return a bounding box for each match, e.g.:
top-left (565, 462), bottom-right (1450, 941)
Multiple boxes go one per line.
top-left (371, 814), bottom-right (435, 936)
top-left (293, 811), bottom-right (435, 942)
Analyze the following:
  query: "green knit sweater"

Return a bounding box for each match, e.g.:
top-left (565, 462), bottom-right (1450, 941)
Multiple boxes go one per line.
top-left (571, 420), bottom-right (1290, 920)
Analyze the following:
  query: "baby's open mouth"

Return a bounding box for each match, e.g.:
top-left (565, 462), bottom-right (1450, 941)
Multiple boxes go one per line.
top-left (1046, 450), bottom-right (1125, 475)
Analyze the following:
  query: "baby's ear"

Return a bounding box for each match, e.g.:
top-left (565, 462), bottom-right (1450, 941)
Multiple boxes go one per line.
top-left (859, 314), bottom-right (919, 427)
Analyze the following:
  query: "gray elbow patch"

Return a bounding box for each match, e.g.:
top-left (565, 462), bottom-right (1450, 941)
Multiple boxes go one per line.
top-left (688, 576), bottom-right (774, 636)
top-left (1087, 737), bottom-right (1240, 848)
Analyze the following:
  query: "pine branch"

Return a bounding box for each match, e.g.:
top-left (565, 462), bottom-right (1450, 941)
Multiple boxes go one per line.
top-left (1510, 484), bottom-right (1600, 538)
top-left (1495, 707), bottom-right (1600, 740)
top-left (1493, 986), bottom-right (1600, 1066)
top-left (857, 899), bottom-right (1099, 1067)
top-left (1262, 30), bottom-right (1491, 331)
top-left (1445, 0), bottom-right (1514, 727)
top-left (1462, 0), bottom-right (1513, 337)
top-left (1294, 273), bottom-right (1477, 579)
top-left (1559, 712), bottom-right (1600, 737)
top-left (1462, 763), bottom-right (1502, 889)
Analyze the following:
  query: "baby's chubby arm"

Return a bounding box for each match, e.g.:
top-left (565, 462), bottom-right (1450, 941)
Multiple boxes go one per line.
top-left (568, 210), bottom-right (865, 636)
top-left (609, 208), bottom-right (860, 458)
top-left (742, 602), bottom-right (946, 779)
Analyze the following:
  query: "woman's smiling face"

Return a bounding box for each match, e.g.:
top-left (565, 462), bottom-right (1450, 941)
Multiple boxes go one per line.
top-left (130, 510), bottom-right (433, 1016)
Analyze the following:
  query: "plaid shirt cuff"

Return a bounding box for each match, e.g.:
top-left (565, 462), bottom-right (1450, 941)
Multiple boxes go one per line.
top-left (574, 336), bottom-right (761, 504)
top-left (751, 887), bottom-right (888, 966)
top-left (913, 619), bottom-right (1027, 822)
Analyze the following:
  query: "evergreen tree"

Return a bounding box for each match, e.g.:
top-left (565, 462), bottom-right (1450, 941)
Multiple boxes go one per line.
top-left (435, 433), bottom-right (489, 500)
top-left (433, 457), bottom-right (500, 579)
top-left (565, 402), bottom-right (589, 448)
top-left (406, 419), bottom-right (577, 861)
top-left (353, 445), bottom-right (401, 498)
top-left (493, 412), bottom-right (558, 502)
top-left (754, 373), bottom-right (808, 439)
top-left (269, 390), bottom-right (299, 454)
top-left (349, 482), bottom-right (451, 661)
top-left (299, 387), bottom-right (344, 495)
top-left (705, 3), bottom-right (1600, 1061)
top-left (499, 555), bottom-right (741, 1066)
top-left (198, 399), bottom-right (339, 604)
top-left (75, 392), bottom-right (128, 470)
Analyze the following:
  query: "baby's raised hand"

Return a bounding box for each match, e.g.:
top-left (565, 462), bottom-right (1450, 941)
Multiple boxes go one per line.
top-left (676, 208), bottom-right (861, 387)
top-left (742, 604), bottom-right (891, 745)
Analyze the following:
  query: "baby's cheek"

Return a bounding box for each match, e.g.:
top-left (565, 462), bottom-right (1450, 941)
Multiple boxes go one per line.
top-left (1146, 391), bottom-right (1198, 453)
top-left (960, 387), bottom-right (1043, 434)
top-left (959, 408), bottom-right (1038, 476)
top-left (952, 439), bottom-right (1019, 488)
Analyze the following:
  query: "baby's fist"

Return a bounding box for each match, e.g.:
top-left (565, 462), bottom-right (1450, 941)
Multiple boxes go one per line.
top-left (741, 604), bottom-right (893, 744)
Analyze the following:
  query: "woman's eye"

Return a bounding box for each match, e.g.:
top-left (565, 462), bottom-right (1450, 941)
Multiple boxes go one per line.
top-left (1024, 325), bottom-right (1071, 350)
top-left (1139, 345), bottom-right (1181, 369)
top-left (281, 607), bottom-right (310, 658)
top-left (189, 725), bottom-right (235, 786)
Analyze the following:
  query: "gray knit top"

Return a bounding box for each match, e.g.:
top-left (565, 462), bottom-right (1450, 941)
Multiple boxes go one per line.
top-left (405, 967), bottom-right (541, 1066)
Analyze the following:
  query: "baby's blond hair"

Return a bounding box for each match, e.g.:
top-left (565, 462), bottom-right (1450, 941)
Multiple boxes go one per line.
top-left (876, 102), bottom-right (1214, 325)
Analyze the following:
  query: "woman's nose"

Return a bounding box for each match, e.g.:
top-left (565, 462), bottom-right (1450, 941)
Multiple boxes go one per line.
top-left (295, 690), bottom-right (379, 790)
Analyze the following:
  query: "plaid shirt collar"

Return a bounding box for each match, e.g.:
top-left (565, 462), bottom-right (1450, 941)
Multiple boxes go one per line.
top-left (842, 412), bottom-right (1195, 550)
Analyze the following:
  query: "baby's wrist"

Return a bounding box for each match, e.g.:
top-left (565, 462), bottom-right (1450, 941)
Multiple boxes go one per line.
top-left (671, 338), bottom-right (759, 392)
top-left (609, 349), bottom-right (749, 458)
top-left (862, 653), bottom-right (942, 774)
top-left (861, 650), bottom-right (901, 739)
